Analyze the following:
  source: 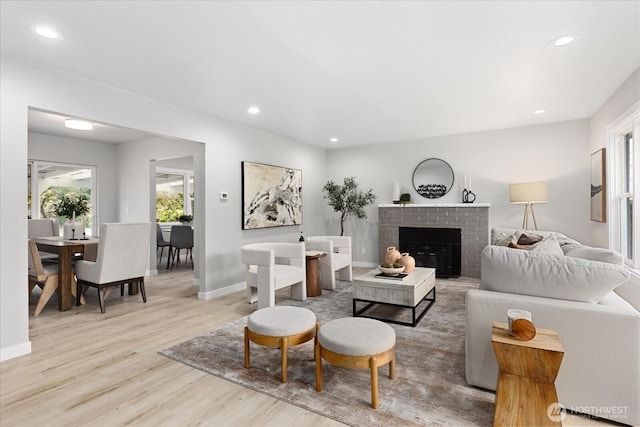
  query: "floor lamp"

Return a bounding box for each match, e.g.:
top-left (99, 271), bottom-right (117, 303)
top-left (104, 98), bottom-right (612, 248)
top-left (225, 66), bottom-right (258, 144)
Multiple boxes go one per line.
top-left (509, 182), bottom-right (548, 230)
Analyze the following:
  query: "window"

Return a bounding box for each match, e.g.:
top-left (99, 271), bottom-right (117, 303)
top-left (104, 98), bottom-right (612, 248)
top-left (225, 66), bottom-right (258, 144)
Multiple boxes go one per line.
top-left (155, 168), bottom-right (194, 222)
top-left (609, 105), bottom-right (639, 268)
top-left (28, 161), bottom-right (96, 235)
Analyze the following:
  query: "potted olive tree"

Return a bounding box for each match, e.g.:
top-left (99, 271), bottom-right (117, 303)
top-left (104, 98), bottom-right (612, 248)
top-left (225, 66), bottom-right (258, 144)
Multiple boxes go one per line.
top-left (322, 177), bottom-right (376, 236)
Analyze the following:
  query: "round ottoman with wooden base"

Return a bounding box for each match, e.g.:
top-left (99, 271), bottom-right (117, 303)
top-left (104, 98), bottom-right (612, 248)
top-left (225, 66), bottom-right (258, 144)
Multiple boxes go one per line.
top-left (244, 306), bottom-right (317, 383)
top-left (315, 317), bottom-right (396, 408)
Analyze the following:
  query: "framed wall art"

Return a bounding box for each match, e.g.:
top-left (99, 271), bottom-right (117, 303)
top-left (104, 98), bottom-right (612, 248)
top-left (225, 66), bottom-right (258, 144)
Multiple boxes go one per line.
top-left (242, 161), bottom-right (303, 229)
top-left (590, 148), bottom-right (606, 222)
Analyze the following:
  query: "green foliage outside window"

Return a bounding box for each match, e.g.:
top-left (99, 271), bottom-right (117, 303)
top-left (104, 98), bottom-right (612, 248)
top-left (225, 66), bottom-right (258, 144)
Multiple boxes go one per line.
top-left (40, 187), bottom-right (92, 223)
top-left (156, 192), bottom-right (185, 222)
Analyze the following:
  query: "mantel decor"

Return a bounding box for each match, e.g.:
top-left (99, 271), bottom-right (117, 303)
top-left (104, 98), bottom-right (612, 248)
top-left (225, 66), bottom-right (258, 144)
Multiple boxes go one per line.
top-left (242, 161), bottom-right (302, 230)
top-left (412, 158), bottom-right (454, 199)
top-left (590, 148), bottom-right (606, 222)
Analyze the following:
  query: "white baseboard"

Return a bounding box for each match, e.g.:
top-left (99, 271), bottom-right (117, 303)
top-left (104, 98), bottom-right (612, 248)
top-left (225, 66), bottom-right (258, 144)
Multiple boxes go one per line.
top-left (198, 282), bottom-right (245, 301)
top-left (0, 340), bottom-right (31, 362)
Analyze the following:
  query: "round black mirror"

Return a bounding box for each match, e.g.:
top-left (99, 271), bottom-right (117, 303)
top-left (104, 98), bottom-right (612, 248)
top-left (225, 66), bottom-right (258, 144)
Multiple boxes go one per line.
top-left (412, 158), bottom-right (454, 199)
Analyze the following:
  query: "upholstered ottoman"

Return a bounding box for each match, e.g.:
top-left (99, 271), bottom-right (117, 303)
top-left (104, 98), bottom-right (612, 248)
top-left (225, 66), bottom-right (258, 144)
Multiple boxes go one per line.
top-left (315, 317), bottom-right (396, 408)
top-left (244, 306), bottom-right (317, 383)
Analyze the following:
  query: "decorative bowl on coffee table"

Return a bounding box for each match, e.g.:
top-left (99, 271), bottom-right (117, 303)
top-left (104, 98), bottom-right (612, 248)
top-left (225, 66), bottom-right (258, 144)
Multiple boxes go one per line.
top-left (378, 265), bottom-right (405, 276)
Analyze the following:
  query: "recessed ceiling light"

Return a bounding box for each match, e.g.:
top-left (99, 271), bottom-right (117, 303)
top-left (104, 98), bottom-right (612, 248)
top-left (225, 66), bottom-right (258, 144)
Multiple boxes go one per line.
top-left (248, 106), bottom-right (260, 114)
top-left (550, 35), bottom-right (577, 47)
top-left (330, 137), bottom-right (339, 143)
top-left (65, 119), bottom-right (93, 131)
top-left (30, 26), bottom-right (63, 40)
top-left (533, 109), bottom-right (548, 114)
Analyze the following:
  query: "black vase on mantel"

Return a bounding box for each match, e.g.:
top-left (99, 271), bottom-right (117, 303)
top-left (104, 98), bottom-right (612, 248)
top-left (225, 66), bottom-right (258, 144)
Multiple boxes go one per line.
top-left (299, 231), bottom-right (305, 242)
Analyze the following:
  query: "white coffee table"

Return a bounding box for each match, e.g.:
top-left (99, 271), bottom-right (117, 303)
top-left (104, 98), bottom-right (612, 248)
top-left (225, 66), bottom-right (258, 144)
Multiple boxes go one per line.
top-left (352, 267), bottom-right (436, 327)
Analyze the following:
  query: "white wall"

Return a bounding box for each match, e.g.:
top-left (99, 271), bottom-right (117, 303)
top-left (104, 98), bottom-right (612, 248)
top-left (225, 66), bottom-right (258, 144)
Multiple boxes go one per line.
top-left (0, 54), bottom-right (326, 361)
top-left (28, 132), bottom-right (119, 225)
top-left (589, 67), bottom-right (640, 248)
top-left (327, 119), bottom-right (591, 264)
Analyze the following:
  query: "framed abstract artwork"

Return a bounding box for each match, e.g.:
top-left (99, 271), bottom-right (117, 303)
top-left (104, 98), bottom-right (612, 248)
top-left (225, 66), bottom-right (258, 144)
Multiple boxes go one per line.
top-left (590, 148), bottom-right (606, 222)
top-left (242, 161), bottom-right (303, 229)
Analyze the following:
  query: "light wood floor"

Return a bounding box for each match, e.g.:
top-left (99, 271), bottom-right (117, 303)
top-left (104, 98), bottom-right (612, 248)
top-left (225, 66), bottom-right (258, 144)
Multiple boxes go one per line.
top-left (1, 264), bottom-right (612, 426)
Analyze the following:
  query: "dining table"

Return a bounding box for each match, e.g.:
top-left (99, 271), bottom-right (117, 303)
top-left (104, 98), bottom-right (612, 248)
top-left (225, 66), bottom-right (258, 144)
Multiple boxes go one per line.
top-left (32, 236), bottom-right (98, 311)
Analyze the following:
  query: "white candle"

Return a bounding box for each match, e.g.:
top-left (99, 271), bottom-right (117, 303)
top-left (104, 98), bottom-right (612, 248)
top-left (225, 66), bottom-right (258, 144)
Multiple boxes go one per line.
top-left (468, 176), bottom-right (471, 191)
top-left (464, 175), bottom-right (468, 189)
top-left (72, 211), bottom-right (76, 221)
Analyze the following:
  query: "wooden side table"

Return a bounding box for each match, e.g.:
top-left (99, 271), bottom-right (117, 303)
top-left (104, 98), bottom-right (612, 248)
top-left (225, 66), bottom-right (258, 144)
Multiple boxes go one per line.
top-left (491, 321), bottom-right (564, 427)
top-left (305, 251), bottom-right (327, 297)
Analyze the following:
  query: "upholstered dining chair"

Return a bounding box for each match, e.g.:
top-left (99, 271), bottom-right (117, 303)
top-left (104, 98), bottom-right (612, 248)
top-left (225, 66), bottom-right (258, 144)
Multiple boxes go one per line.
top-left (305, 236), bottom-right (352, 290)
top-left (168, 225), bottom-right (194, 271)
top-left (28, 240), bottom-right (84, 316)
top-left (241, 242), bottom-right (306, 309)
top-left (75, 223), bottom-right (151, 313)
top-left (156, 223), bottom-right (170, 261)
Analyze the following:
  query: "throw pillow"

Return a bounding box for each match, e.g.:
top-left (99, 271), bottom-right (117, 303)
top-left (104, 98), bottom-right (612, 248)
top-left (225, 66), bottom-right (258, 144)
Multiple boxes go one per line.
top-left (508, 242), bottom-right (531, 250)
top-left (531, 236), bottom-right (564, 256)
top-left (494, 232), bottom-right (516, 247)
top-left (517, 232), bottom-right (543, 245)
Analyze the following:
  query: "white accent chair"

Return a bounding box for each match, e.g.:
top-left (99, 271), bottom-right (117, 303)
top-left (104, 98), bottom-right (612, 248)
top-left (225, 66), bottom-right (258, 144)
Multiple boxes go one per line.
top-left (75, 223), bottom-right (151, 313)
top-left (241, 242), bottom-right (306, 310)
top-left (306, 236), bottom-right (352, 290)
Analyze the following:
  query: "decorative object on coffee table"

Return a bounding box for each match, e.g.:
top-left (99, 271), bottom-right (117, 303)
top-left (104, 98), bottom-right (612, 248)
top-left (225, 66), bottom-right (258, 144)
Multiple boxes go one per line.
top-left (397, 252), bottom-right (415, 273)
top-left (315, 317), bottom-right (396, 409)
top-left (491, 321), bottom-right (564, 426)
top-left (378, 264), bottom-right (405, 276)
top-left (384, 246), bottom-right (401, 265)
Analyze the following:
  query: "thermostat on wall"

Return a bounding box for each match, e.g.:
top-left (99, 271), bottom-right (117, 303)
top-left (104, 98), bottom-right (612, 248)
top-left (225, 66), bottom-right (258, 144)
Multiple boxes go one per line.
top-left (219, 191), bottom-right (228, 201)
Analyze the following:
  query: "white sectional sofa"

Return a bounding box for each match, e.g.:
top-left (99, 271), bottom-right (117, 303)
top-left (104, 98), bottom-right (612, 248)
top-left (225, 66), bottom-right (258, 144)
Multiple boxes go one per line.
top-left (466, 227), bottom-right (640, 426)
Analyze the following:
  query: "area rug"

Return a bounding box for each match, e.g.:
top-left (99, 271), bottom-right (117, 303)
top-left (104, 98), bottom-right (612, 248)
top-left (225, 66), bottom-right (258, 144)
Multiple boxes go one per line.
top-left (159, 277), bottom-right (495, 426)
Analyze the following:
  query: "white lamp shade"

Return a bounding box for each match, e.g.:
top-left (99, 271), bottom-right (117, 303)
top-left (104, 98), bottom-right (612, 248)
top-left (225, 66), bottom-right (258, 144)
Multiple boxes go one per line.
top-left (509, 182), bottom-right (548, 204)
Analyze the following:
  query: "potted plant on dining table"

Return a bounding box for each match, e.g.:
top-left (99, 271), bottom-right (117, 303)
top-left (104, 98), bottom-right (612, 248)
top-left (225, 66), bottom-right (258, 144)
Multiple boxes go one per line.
top-left (54, 193), bottom-right (90, 239)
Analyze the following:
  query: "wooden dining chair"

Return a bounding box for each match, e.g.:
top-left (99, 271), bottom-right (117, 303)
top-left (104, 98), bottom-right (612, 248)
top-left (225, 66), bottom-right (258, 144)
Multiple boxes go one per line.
top-left (28, 240), bottom-right (84, 316)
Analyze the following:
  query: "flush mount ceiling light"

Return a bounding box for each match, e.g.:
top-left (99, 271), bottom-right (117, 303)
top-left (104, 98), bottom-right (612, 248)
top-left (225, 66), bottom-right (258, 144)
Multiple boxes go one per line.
top-left (30, 25), bottom-right (63, 40)
top-left (550, 35), bottom-right (577, 47)
top-left (330, 137), bottom-right (339, 143)
top-left (65, 119), bottom-right (93, 131)
top-left (533, 109), bottom-right (548, 114)
top-left (247, 106), bottom-right (260, 114)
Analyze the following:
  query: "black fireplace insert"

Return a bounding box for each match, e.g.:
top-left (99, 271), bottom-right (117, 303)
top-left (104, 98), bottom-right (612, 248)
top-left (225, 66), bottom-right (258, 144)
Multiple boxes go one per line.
top-left (399, 227), bottom-right (461, 278)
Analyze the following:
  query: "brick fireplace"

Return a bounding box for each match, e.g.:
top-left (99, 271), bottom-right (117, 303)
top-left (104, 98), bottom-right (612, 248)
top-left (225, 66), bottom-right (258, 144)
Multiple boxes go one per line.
top-left (378, 204), bottom-right (490, 278)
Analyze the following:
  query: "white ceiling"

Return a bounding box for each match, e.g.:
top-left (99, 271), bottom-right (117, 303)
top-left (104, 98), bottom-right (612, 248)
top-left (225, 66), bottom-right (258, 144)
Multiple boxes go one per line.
top-left (2, 1), bottom-right (639, 148)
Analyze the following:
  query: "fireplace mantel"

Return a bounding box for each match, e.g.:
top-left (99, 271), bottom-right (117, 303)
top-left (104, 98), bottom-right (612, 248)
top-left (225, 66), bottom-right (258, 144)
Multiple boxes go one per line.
top-left (378, 203), bottom-right (491, 208)
top-left (378, 204), bottom-right (490, 278)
